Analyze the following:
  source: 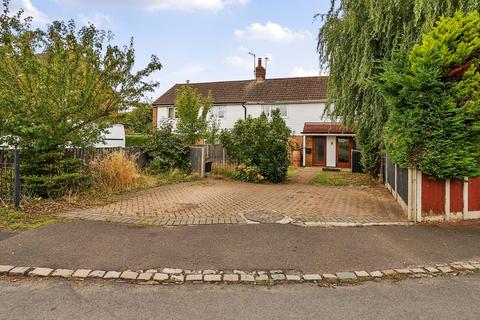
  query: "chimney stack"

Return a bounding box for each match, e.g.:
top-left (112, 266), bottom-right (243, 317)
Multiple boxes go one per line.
top-left (255, 58), bottom-right (266, 81)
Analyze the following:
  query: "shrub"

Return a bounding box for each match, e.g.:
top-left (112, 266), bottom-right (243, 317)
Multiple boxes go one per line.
top-left (233, 163), bottom-right (265, 183)
top-left (380, 11), bottom-right (480, 179)
top-left (145, 121), bottom-right (191, 174)
top-left (221, 109), bottom-right (291, 183)
top-left (90, 151), bottom-right (140, 193)
top-left (21, 150), bottom-right (91, 198)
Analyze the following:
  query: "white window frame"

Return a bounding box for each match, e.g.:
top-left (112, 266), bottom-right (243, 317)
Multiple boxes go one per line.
top-left (168, 107), bottom-right (176, 119)
top-left (212, 106), bottom-right (226, 119)
top-left (262, 105), bottom-right (288, 118)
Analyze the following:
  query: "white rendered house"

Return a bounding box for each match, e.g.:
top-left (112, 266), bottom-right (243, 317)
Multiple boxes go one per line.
top-left (152, 58), bottom-right (355, 168)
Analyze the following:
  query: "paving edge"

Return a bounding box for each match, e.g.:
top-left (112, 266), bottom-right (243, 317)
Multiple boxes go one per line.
top-left (1, 259), bottom-right (479, 286)
top-left (57, 213), bottom-right (412, 228)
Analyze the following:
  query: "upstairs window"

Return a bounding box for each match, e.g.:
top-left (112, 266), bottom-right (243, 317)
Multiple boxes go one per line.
top-left (212, 106), bottom-right (226, 119)
top-left (262, 105), bottom-right (288, 118)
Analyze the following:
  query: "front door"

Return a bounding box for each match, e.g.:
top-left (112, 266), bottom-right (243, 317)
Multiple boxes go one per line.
top-left (336, 137), bottom-right (353, 169)
top-left (312, 137), bottom-right (327, 167)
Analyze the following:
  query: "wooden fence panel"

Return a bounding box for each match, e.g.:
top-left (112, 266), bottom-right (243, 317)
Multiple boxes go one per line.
top-left (450, 180), bottom-right (464, 213)
top-left (468, 177), bottom-right (480, 212)
top-left (396, 166), bottom-right (409, 204)
top-left (421, 175), bottom-right (445, 215)
top-left (386, 158), bottom-right (396, 190)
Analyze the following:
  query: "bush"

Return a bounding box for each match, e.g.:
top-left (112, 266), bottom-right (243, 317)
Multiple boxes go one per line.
top-left (90, 151), bottom-right (140, 193)
top-left (221, 109), bottom-right (291, 183)
top-left (145, 121), bottom-right (191, 174)
top-left (380, 11), bottom-right (480, 179)
top-left (233, 163), bottom-right (265, 183)
top-left (21, 150), bottom-right (91, 198)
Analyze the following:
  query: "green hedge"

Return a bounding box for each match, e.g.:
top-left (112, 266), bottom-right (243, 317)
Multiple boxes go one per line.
top-left (381, 11), bottom-right (480, 179)
top-left (126, 134), bottom-right (149, 147)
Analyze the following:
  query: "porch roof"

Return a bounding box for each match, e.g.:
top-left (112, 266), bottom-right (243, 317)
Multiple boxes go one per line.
top-left (302, 122), bottom-right (355, 134)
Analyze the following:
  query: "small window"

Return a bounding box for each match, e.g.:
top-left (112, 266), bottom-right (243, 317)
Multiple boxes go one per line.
top-left (262, 106), bottom-right (288, 118)
top-left (212, 106), bottom-right (226, 119)
top-left (168, 107), bottom-right (176, 119)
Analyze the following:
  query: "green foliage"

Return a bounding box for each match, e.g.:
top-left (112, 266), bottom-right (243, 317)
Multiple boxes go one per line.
top-left (175, 85), bottom-right (213, 145)
top-left (221, 109), bottom-right (291, 183)
top-left (126, 134), bottom-right (149, 147)
top-left (21, 150), bottom-right (91, 198)
top-left (205, 116), bottom-right (221, 144)
top-left (0, 1), bottom-right (161, 198)
top-left (120, 105), bottom-right (153, 134)
top-left (233, 164), bottom-right (265, 183)
top-left (318, 0), bottom-right (480, 177)
top-left (145, 121), bottom-right (191, 174)
top-left (0, 1), bottom-right (161, 152)
top-left (380, 11), bottom-right (480, 179)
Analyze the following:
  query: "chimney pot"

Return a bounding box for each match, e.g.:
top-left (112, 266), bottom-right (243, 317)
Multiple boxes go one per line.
top-left (255, 58), bottom-right (266, 81)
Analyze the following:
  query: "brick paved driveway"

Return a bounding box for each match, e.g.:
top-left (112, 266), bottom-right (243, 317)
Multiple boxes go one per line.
top-left (64, 169), bottom-right (406, 225)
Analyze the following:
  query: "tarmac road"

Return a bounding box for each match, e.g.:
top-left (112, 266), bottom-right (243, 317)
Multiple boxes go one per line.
top-left (0, 275), bottom-right (479, 320)
top-left (0, 220), bottom-right (479, 272)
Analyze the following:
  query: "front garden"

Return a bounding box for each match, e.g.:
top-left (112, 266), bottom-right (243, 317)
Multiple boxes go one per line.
top-left (0, 1), bottom-right (292, 230)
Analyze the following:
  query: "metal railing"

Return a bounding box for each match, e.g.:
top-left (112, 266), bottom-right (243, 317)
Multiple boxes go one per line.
top-left (0, 149), bottom-right (21, 210)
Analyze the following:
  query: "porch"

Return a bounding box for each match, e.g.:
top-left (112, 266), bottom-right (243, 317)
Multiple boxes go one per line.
top-left (300, 123), bottom-right (356, 169)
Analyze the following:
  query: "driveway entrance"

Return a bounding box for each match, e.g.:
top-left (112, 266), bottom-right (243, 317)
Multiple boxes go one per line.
top-left (63, 169), bottom-right (406, 226)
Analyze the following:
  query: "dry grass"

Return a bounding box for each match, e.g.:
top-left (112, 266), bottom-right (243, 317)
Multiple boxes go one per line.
top-left (90, 150), bottom-right (140, 193)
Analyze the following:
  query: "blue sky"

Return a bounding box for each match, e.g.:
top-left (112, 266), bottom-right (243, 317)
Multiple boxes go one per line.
top-left (10, 0), bottom-right (330, 100)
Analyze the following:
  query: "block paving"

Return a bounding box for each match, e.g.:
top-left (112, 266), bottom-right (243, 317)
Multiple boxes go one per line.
top-left (61, 170), bottom-right (406, 226)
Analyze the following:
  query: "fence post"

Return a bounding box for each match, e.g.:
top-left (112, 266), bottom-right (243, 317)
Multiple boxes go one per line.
top-left (13, 149), bottom-right (21, 211)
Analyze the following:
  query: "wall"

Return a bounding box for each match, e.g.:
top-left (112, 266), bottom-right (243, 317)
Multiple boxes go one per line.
top-left (304, 136), bottom-right (313, 167)
top-left (156, 102), bottom-right (331, 134)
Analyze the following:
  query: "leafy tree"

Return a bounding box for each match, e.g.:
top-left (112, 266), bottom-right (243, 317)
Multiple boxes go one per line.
top-left (120, 104), bottom-right (153, 134)
top-left (205, 115), bottom-right (221, 144)
top-left (0, 1), bottom-right (161, 197)
top-left (380, 11), bottom-right (480, 179)
top-left (174, 85), bottom-right (213, 145)
top-left (0, 0), bottom-right (162, 152)
top-left (317, 0), bottom-right (480, 176)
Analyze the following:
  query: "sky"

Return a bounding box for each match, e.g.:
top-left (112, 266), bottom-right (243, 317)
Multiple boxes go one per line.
top-left (9, 0), bottom-right (330, 100)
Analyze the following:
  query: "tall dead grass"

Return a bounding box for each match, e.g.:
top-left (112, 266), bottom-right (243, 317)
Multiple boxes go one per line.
top-left (90, 150), bottom-right (140, 193)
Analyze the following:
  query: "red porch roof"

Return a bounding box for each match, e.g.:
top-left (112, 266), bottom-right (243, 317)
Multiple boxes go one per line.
top-left (302, 122), bottom-right (355, 134)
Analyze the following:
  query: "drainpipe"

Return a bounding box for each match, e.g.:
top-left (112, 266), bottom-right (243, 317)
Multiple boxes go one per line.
top-left (242, 102), bottom-right (247, 120)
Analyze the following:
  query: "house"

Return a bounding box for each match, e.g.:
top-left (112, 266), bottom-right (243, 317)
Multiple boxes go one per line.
top-left (152, 58), bottom-right (356, 169)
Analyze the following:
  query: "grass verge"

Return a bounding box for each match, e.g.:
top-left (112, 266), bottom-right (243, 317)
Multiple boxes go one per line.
top-left (311, 171), bottom-right (379, 187)
top-left (0, 206), bottom-right (57, 231)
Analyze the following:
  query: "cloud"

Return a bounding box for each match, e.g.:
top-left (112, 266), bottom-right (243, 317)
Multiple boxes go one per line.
top-left (70, 0), bottom-right (250, 12)
top-left (78, 13), bottom-right (115, 29)
top-left (235, 21), bottom-right (311, 43)
top-left (290, 67), bottom-right (319, 77)
top-left (10, 0), bottom-right (49, 24)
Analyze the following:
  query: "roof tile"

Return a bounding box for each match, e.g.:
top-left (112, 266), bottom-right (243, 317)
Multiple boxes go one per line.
top-left (153, 76), bottom-right (329, 106)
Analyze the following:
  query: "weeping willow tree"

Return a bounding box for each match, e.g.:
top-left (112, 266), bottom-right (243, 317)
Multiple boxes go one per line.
top-left (318, 0), bottom-right (480, 177)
